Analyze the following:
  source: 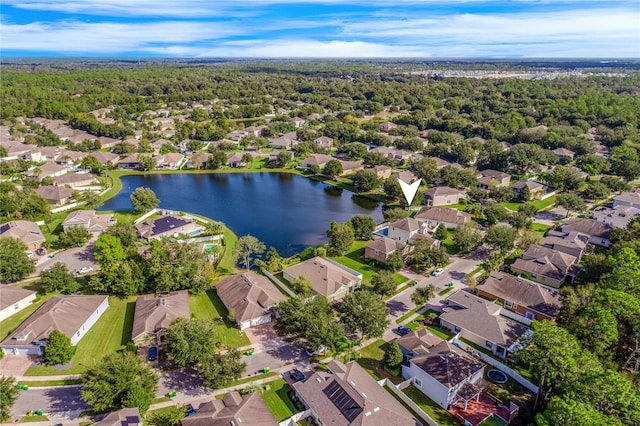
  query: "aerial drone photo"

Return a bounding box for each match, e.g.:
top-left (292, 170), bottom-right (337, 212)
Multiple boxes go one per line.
top-left (0, 1), bottom-right (639, 425)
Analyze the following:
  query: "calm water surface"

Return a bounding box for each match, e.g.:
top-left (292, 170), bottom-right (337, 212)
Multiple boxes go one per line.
top-left (98, 172), bottom-right (383, 256)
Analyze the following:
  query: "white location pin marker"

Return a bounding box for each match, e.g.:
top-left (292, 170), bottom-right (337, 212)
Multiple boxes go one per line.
top-left (398, 178), bottom-right (422, 205)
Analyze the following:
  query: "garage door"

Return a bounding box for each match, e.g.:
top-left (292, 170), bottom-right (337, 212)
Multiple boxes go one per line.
top-left (250, 315), bottom-right (271, 327)
top-left (6, 347), bottom-right (39, 356)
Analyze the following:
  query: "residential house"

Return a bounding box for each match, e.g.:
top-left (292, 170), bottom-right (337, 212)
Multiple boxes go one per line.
top-left (414, 206), bottom-right (471, 230)
top-left (62, 210), bottom-right (115, 234)
top-left (188, 152), bottom-right (212, 169)
top-left (511, 244), bottom-right (579, 288)
top-left (53, 173), bottom-right (99, 188)
top-left (408, 232), bottom-right (441, 248)
top-left (430, 157), bottom-right (463, 170)
top-left (226, 152), bottom-right (247, 168)
top-left (35, 162), bottom-right (69, 180)
top-left (339, 160), bottom-right (364, 175)
top-left (35, 185), bottom-right (74, 206)
top-left (539, 229), bottom-right (589, 261)
top-left (423, 186), bottom-right (466, 206)
top-left (398, 330), bottom-right (487, 410)
top-left (314, 136), bottom-right (334, 150)
top-left (592, 205), bottom-right (640, 229)
top-left (0, 142), bottom-right (34, 161)
top-left (476, 169), bottom-right (511, 190)
top-left (290, 116), bottom-right (306, 128)
top-left (371, 147), bottom-right (412, 164)
top-left (299, 154), bottom-right (334, 170)
top-left (387, 217), bottom-right (424, 243)
top-left (94, 408), bottom-right (142, 426)
top-left (117, 154), bottom-right (140, 170)
top-left (0, 220), bottom-right (46, 250)
top-left (181, 392), bottom-right (278, 426)
top-left (1, 295), bottom-right (109, 355)
top-left (0, 286), bottom-right (37, 321)
top-left (135, 215), bottom-right (205, 241)
top-left (476, 272), bottom-right (562, 321)
top-left (131, 290), bottom-right (190, 346)
top-left (56, 149), bottom-right (86, 166)
top-left (97, 136), bottom-right (119, 149)
top-left (293, 360), bottom-right (419, 426)
top-left (373, 165), bottom-right (392, 179)
top-left (552, 148), bottom-right (575, 161)
top-left (216, 272), bottom-right (286, 330)
top-left (561, 218), bottom-right (614, 247)
top-left (364, 237), bottom-right (409, 264)
top-left (440, 290), bottom-right (529, 359)
top-left (283, 257), bottom-right (362, 301)
top-left (89, 151), bottom-right (120, 167)
top-left (380, 122), bottom-right (397, 133)
top-left (392, 170), bottom-right (419, 184)
top-left (270, 135), bottom-right (298, 150)
top-left (511, 180), bottom-right (547, 200)
top-left (613, 188), bottom-right (640, 209)
top-left (159, 153), bottom-right (184, 169)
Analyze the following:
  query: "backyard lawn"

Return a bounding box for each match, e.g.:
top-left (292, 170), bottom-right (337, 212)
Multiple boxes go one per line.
top-left (189, 291), bottom-right (250, 348)
top-left (402, 385), bottom-right (460, 426)
top-left (0, 293), bottom-right (54, 340)
top-left (330, 241), bottom-right (407, 285)
top-left (531, 222), bottom-right (552, 237)
top-left (502, 195), bottom-right (557, 212)
top-left (25, 295), bottom-right (136, 376)
top-left (217, 226), bottom-right (239, 275)
top-left (259, 378), bottom-right (299, 421)
top-left (356, 339), bottom-right (402, 384)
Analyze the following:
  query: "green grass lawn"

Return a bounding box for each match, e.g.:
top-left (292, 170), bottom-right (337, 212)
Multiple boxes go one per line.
top-left (395, 306), bottom-right (419, 324)
top-left (402, 385), bottom-right (459, 426)
top-left (189, 291), bottom-right (250, 348)
top-left (531, 222), bottom-right (552, 237)
top-left (217, 226), bottom-right (239, 275)
top-left (20, 379), bottom-right (82, 387)
top-left (329, 241), bottom-right (407, 285)
top-left (356, 339), bottom-right (402, 384)
top-left (503, 195), bottom-right (556, 212)
top-left (0, 294), bottom-right (54, 340)
top-left (25, 295), bottom-right (136, 376)
top-left (19, 416), bottom-right (49, 423)
top-left (259, 379), bottom-right (298, 421)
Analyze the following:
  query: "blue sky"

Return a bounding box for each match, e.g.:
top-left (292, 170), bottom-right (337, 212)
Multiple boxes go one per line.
top-left (2, 0), bottom-right (639, 57)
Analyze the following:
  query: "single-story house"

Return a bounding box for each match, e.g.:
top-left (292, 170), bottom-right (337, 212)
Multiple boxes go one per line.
top-left (364, 237), bottom-right (409, 264)
top-left (1, 295), bottom-right (109, 355)
top-left (380, 122), bottom-right (397, 133)
top-left (290, 116), bottom-right (306, 128)
top-left (0, 220), bottom-right (46, 250)
top-left (613, 188), bottom-right (640, 209)
top-left (135, 215), bottom-right (205, 241)
top-left (314, 136), bottom-right (333, 150)
top-left (226, 152), bottom-right (247, 168)
top-left (269, 135), bottom-right (298, 150)
top-left (299, 154), bottom-right (334, 170)
top-left (0, 285), bottom-right (37, 321)
top-left (592, 205), bottom-right (640, 229)
top-left (0, 142), bottom-right (33, 161)
top-left (476, 272), bottom-right (562, 321)
top-left (97, 136), bottom-right (119, 149)
top-left (53, 173), bottom-right (99, 188)
top-left (511, 244), bottom-right (579, 288)
top-left (94, 408), bottom-right (142, 426)
top-left (33, 162), bottom-right (69, 181)
top-left (181, 392), bottom-right (278, 426)
top-left (560, 218), bottom-right (614, 247)
top-left (387, 217), bottom-right (424, 243)
top-left (131, 290), bottom-right (190, 346)
top-left (216, 272), bottom-right (286, 330)
top-left (392, 170), bottom-right (419, 185)
top-left (370, 146), bottom-right (412, 164)
top-left (293, 360), bottom-right (419, 426)
top-left (62, 210), bottom-right (115, 234)
top-left (159, 153), bottom-right (184, 169)
top-left (511, 180), bottom-right (547, 200)
top-left (539, 229), bottom-right (589, 262)
top-left (339, 160), bottom-right (364, 175)
top-left (440, 290), bottom-right (529, 359)
top-left (552, 148), bottom-right (575, 161)
top-left (35, 185), bottom-right (74, 206)
top-left (398, 330), bottom-right (487, 411)
top-left (423, 186), bottom-right (466, 206)
top-left (117, 154), bottom-right (140, 169)
top-left (373, 165), bottom-right (392, 179)
top-left (283, 257), bottom-right (362, 301)
top-left (88, 151), bottom-right (120, 167)
top-left (187, 152), bottom-right (212, 169)
top-left (476, 170), bottom-right (510, 189)
top-left (414, 206), bottom-right (471, 230)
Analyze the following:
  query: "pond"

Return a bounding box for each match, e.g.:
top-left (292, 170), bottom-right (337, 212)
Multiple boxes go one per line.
top-left (98, 172), bottom-right (383, 256)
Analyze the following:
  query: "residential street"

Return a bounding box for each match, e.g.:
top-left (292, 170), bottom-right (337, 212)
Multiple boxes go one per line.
top-left (34, 240), bottom-right (98, 275)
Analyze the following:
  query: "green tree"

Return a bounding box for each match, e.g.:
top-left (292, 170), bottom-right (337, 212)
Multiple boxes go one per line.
top-left (0, 376), bottom-right (20, 422)
top-left (104, 222), bottom-right (139, 249)
top-left (384, 341), bottom-right (403, 369)
top-left (348, 215), bottom-right (376, 240)
top-left (351, 169), bottom-right (380, 191)
top-left (322, 159), bottom-right (343, 178)
top-left (536, 397), bottom-right (623, 426)
top-left (42, 330), bottom-right (75, 365)
top-left (483, 251), bottom-right (504, 273)
top-left (39, 262), bottom-right (79, 294)
top-left (556, 193), bottom-right (586, 217)
top-left (277, 150), bottom-right (293, 167)
top-left (518, 229), bottom-right (540, 251)
top-left (146, 406), bottom-right (187, 426)
top-left (382, 207), bottom-right (407, 222)
top-left (137, 154), bottom-right (156, 171)
top-left (518, 184), bottom-right (531, 202)
top-left (371, 270), bottom-right (397, 297)
top-left (382, 178), bottom-right (403, 200)
top-left (82, 351), bottom-right (158, 413)
top-left (290, 275), bottom-right (313, 296)
top-left (453, 223), bottom-right (483, 253)
top-left (387, 251), bottom-right (405, 272)
top-left (0, 238), bottom-right (35, 282)
top-left (163, 318), bottom-right (220, 367)
top-left (409, 241), bottom-right (449, 273)
top-left (80, 191), bottom-right (102, 209)
top-left (484, 225), bottom-right (517, 253)
top-left (583, 182), bottom-right (610, 200)
top-left (411, 285), bottom-right (435, 307)
top-left (433, 225), bottom-right (448, 241)
top-left (130, 187), bottom-right (159, 212)
top-left (58, 225), bottom-right (91, 248)
top-left (326, 221), bottom-right (354, 256)
top-left (341, 290), bottom-right (389, 339)
top-left (198, 350), bottom-right (246, 389)
top-left (262, 246), bottom-right (283, 272)
top-left (234, 235), bottom-right (266, 270)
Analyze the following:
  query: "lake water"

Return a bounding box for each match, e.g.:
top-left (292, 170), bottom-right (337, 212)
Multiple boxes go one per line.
top-left (98, 172), bottom-right (383, 256)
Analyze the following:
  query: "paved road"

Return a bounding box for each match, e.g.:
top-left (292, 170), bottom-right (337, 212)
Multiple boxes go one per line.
top-left (35, 240), bottom-right (98, 275)
top-left (12, 385), bottom-right (86, 421)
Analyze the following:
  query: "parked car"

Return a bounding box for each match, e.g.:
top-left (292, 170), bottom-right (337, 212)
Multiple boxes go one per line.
top-left (305, 345), bottom-right (326, 357)
top-left (77, 266), bottom-right (94, 275)
top-left (289, 368), bottom-right (306, 382)
top-left (25, 250), bottom-right (34, 258)
top-left (185, 404), bottom-right (196, 416)
top-left (148, 347), bottom-right (157, 361)
top-left (395, 326), bottom-right (411, 336)
top-left (432, 268), bottom-right (445, 277)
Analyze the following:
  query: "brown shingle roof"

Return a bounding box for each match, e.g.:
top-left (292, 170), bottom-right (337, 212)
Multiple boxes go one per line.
top-left (132, 290), bottom-right (190, 340)
top-left (561, 218), bottom-right (613, 239)
top-left (410, 340), bottom-right (485, 389)
top-left (0, 220), bottom-right (45, 245)
top-left (95, 408), bottom-right (141, 426)
top-left (388, 217), bottom-right (421, 233)
top-left (0, 285), bottom-right (36, 311)
top-left (283, 257), bottom-right (361, 298)
top-left (35, 185), bottom-right (73, 202)
top-left (181, 392), bottom-right (278, 426)
top-left (216, 272), bottom-right (286, 324)
top-left (414, 206), bottom-right (471, 225)
top-left (365, 237), bottom-right (406, 254)
top-left (424, 186), bottom-right (464, 197)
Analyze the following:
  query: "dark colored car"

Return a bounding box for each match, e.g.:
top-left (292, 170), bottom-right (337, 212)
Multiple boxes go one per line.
top-left (148, 347), bottom-right (158, 361)
top-left (290, 368), bottom-right (306, 382)
top-left (185, 404), bottom-right (196, 416)
top-left (396, 326), bottom-right (411, 336)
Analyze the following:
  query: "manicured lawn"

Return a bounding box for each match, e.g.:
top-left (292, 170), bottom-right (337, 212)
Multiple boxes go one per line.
top-left (0, 293), bottom-right (54, 340)
top-left (395, 307), bottom-right (419, 324)
top-left (260, 378), bottom-right (298, 421)
top-left (531, 222), bottom-right (552, 237)
top-left (356, 339), bottom-right (402, 384)
top-left (438, 287), bottom-right (453, 296)
top-left (503, 195), bottom-right (556, 212)
top-left (330, 241), bottom-right (407, 285)
top-left (20, 379), bottom-right (82, 387)
top-left (402, 385), bottom-right (459, 426)
top-left (25, 296), bottom-right (136, 376)
top-left (217, 226), bottom-right (239, 275)
top-left (425, 325), bottom-right (455, 341)
top-left (227, 371), bottom-right (278, 387)
top-left (20, 416), bottom-right (49, 423)
top-left (189, 291), bottom-right (250, 348)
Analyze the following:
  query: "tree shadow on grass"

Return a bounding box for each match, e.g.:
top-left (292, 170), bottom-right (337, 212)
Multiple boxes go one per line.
top-left (120, 301), bottom-right (136, 346)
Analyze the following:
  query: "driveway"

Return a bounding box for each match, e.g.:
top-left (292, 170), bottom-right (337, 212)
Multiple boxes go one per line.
top-left (12, 386), bottom-right (85, 421)
top-left (244, 322), bottom-right (279, 345)
top-left (0, 355), bottom-right (35, 377)
top-left (35, 240), bottom-right (98, 275)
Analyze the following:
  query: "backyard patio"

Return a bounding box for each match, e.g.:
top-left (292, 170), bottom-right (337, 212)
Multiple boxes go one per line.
top-left (449, 393), bottom-right (511, 426)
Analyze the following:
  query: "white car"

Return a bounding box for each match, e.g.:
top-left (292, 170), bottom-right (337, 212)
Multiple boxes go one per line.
top-left (305, 345), bottom-right (326, 357)
top-left (77, 267), bottom-right (94, 275)
top-left (25, 250), bottom-right (34, 258)
top-left (432, 268), bottom-right (445, 277)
